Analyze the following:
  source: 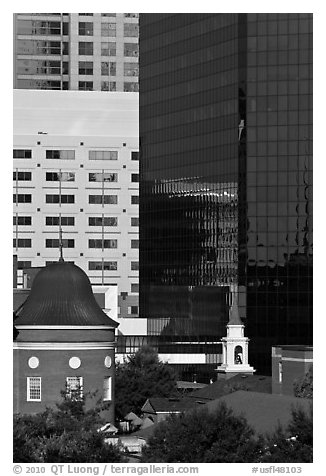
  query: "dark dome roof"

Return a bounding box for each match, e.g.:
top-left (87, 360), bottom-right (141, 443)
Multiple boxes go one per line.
top-left (15, 262), bottom-right (118, 327)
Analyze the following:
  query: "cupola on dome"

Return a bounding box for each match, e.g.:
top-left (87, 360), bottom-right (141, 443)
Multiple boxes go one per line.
top-left (15, 262), bottom-right (118, 327)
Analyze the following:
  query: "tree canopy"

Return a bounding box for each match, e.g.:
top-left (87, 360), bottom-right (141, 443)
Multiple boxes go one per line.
top-left (13, 391), bottom-right (124, 463)
top-left (259, 405), bottom-right (313, 463)
top-left (293, 365), bottom-right (313, 399)
top-left (115, 346), bottom-right (177, 419)
top-left (141, 403), bottom-right (263, 463)
top-left (140, 401), bottom-right (313, 463)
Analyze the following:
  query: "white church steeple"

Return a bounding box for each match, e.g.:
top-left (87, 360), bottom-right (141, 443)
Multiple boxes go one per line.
top-left (217, 285), bottom-right (255, 379)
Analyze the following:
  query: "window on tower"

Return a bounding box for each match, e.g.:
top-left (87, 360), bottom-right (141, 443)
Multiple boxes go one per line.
top-left (78, 42), bottom-right (93, 55)
top-left (78, 22), bottom-right (93, 36)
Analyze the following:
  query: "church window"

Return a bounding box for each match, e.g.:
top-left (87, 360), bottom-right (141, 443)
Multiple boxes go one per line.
top-left (27, 377), bottom-right (41, 401)
top-left (66, 376), bottom-right (83, 400)
top-left (103, 376), bottom-right (112, 401)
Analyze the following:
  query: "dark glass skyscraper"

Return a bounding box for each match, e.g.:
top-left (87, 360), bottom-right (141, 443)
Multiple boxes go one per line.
top-left (139, 14), bottom-right (312, 377)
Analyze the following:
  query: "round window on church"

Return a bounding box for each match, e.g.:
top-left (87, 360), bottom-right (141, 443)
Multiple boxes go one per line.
top-left (69, 357), bottom-right (81, 369)
top-left (28, 356), bottom-right (39, 369)
top-left (104, 356), bottom-right (112, 368)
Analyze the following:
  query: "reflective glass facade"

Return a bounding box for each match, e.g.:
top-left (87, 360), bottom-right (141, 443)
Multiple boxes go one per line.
top-left (140, 13), bottom-right (312, 376)
top-left (244, 13), bottom-right (313, 372)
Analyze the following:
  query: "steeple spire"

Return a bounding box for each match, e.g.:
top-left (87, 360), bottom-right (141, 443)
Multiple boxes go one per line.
top-left (216, 283), bottom-right (255, 379)
top-left (228, 285), bottom-right (243, 325)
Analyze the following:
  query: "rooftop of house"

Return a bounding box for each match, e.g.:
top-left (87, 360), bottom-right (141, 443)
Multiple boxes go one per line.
top-left (176, 381), bottom-right (208, 390)
top-left (188, 374), bottom-right (272, 402)
top-left (139, 375), bottom-right (273, 421)
top-left (133, 423), bottom-right (157, 440)
top-left (205, 390), bottom-right (312, 436)
top-left (141, 397), bottom-right (196, 414)
top-left (134, 390), bottom-right (312, 441)
top-left (124, 412), bottom-right (143, 425)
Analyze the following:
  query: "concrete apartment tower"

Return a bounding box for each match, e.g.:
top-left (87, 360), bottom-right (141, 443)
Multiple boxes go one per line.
top-left (13, 13), bottom-right (139, 92)
top-left (13, 90), bottom-right (139, 327)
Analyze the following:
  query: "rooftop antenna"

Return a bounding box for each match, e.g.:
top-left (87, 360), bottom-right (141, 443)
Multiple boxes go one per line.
top-left (59, 213), bottom-right (64, 262)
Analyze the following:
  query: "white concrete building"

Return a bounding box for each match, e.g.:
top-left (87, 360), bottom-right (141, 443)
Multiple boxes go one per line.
top-left (14, 13), bottom-right (139, 92)
top-left (13, 89), bottom-right (139, 321)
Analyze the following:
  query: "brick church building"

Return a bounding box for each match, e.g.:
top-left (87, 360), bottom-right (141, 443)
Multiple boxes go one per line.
top-left (13, 259), bottom-right (118, 423)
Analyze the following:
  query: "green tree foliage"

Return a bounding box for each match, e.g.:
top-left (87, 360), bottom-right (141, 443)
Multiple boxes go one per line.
top-left (140, 401), bottom-right (313, 463)
top-left (13, 391), bottom-right (124, 463)
top-left (115, 346), bottom-right (177, 418)
top-left (36, 431), bottom-right (122, 463)
top-left (293, 366), bottom-right (313, 399)
top-left (259, 405), bottom-right (313, 463)
top-left (14, 413), bottom-right (50, 462)
top-left (141, 403), bottom-right (263, 463)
